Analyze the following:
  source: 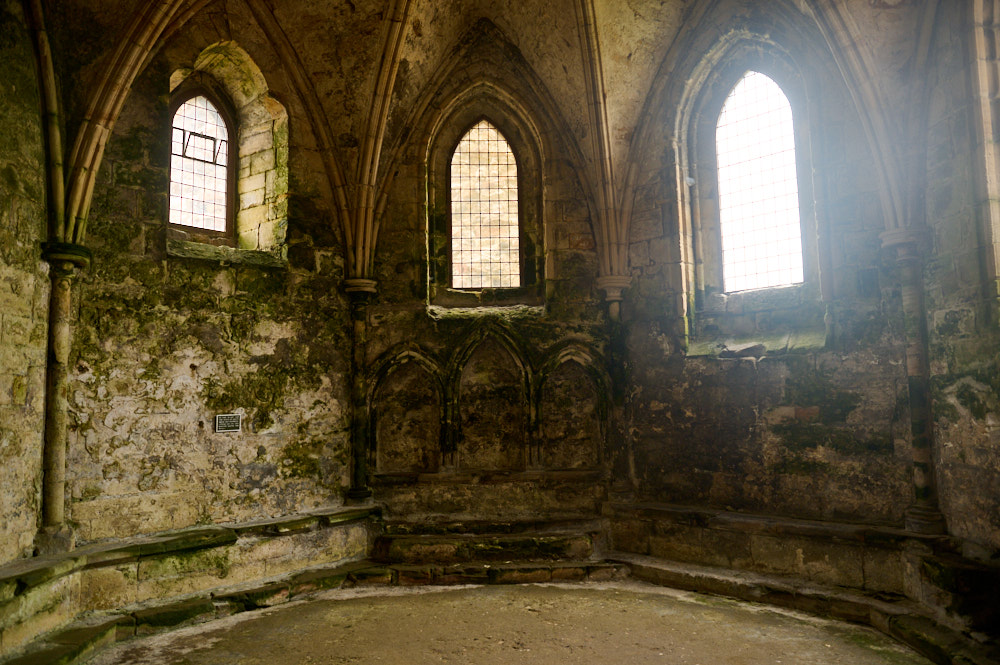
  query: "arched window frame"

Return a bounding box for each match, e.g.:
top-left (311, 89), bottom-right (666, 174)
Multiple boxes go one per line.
top-left (166, 43), bottom-right (290, 266)
top-left (167, 85), bottom-right (238, 246)
top-left (427, 95), bottom-right (544, 308)
top-left (687, 54), bottom-right (822, 314)
top-left (449, 119), bottom-right (521, 290)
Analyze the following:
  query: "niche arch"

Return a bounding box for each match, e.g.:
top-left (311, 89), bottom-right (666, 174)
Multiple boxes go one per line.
top-left (448, 322), bottom-right (533, 471)
top-left (368, 347), bottom-right (446, 475)
top-left (535, 343), bottom-right (610, 470)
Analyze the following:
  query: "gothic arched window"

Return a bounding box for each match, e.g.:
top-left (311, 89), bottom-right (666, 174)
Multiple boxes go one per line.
top-left (715, 71), bottom-right (803, 293)
top-left (169, 93), bottom-right (235, 238)
top-left (450, 120), bottom-right (520, 289)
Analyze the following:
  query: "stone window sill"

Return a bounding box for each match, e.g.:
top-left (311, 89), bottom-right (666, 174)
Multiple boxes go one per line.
top-left (689, 282), bottom-right (827, 357)
top-left (429, 285), bottom-right (543, 309)
top-left (167, 237), bottom-right (287, 268)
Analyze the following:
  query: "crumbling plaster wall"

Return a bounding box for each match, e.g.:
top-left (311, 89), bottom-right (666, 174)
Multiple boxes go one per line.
top-left (0, 0), bottom-right (49, 564)
top-left (62, 11), bottom-right (355, 543)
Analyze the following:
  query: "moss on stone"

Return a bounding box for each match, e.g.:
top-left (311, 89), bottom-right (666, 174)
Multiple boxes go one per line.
top-left (202, 362), bottom-right (290, 430)
top-left (279, 437), bottom-right (325, 480)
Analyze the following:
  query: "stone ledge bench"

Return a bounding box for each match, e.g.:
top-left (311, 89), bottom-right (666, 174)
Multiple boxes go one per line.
top-left (0, 505), bottom-right (378, 661)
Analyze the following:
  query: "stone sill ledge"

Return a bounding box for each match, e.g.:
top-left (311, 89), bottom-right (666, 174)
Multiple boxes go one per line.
top-left (372, 468), bottom-right (604, 485)
top-left (0, 505), bottom-right (379, 603)
top-left (685, 327), bottom-right (827, 357)
top-left (166, 238), bottom-right (286, 267)
top-left (604, 501), bottom-right (946, 549)
top-left (381, 517), bottom-right (606, 536)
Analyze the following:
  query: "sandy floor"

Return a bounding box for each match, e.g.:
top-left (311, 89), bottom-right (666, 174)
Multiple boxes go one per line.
top-left (89, 582), bottom-right (932, 665)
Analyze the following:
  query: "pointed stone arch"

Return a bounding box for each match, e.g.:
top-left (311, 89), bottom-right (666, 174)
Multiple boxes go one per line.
top-left (625, 5), bottom-right (851, 323)
top-left (368, 346), bottom-right (446, 474)
top-left (535, 343), bottom-right (610, 470)
top-left (449, 321), bottom-right (533, 471)
top-left (425, 80), bottom-right (546, 307)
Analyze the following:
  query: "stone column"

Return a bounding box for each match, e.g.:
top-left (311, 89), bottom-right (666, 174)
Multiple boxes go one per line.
top-left (596, 274), bottom-right (635, 499)
top-left (345, 278), bottom-right (376, 501)
top-left (35, 242), bottom-right (90, 555)
top-left (881, 228), bottom-right (947, 534)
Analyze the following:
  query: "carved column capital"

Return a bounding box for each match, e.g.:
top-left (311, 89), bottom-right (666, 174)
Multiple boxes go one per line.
top-left (880, 226), bottom-right (930, 262)
top-left (41, 241), bottom-right (92, 271)
top-left (344, 278), bottom-right (377, 321)
top-left (595, 275), bottom-right (631, 302)
top-left (344, 278), bottom-right (378, 294)
top-left (596, 275), bottom-right (631, 322)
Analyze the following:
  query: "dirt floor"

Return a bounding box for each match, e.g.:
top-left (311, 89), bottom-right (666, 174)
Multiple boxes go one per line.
top-left (88, 581), bottom-right (932, 665)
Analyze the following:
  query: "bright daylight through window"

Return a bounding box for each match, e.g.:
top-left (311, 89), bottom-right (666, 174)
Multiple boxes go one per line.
top-left (716, 71), bottom-right (802, 293)
top-left (170, 95), bottom-right (230, 232)
top-left (450, 120), bottom-right (520, 289)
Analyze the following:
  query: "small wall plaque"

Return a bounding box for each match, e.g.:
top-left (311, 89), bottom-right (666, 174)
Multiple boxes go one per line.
top-left (215, 413), bottom-right (242, 433)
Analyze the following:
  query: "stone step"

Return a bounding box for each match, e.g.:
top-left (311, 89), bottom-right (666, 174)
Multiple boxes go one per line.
top-left (370, 532), bottom-right (595, 564)
top-left (347, 560), bottom-right (629, 586)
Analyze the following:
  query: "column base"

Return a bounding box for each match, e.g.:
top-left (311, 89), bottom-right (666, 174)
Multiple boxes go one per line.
top-left (34, 524), bottom-right (75, 556)
top-left (346, 487), bottom-right (373, 503)
top-left (905, 504), bottom-right (947, 535)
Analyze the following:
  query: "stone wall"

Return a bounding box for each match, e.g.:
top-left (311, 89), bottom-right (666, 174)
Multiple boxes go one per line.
top-left (10, 0), bottom-right (996, 560)
top-left (0, 0), bottom-right (49, 564)
top-left (367, 19), bottom-right (609, 521)
top-left (63, 21), bottom-right (354, 542)
top-left (620, 2), bottom-right (913, 525)
top-left (924, 5), bottom-right (1000, 552)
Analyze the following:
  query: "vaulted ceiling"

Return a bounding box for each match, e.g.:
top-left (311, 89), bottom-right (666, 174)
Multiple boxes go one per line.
top-left (34, 0), bottom-right (938, 283)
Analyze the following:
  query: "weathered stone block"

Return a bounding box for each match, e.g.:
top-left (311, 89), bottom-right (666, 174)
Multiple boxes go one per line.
top-left (75, 564), bottom-right (138, 612)
top-left (0, 374), bottom-right (13, 406)
top-left (249, 150), bottom-right (275, 175)
top-left (347, 566), bottom-right (394, 586)
top-left (550, 565), bottom-right (587, 581)
top-left (1, 642), bottom-right (78, 665)
top-left (386, 539), bottom-right (461, 564)
top-left (239, 129), bottom-right (272, 156)
top-left (1, 314), bottom-right (32, 346)
top-left (585, 564), bottom-right (626, 582)
top-left (136, 548), bottom-right (236, 601)
top-left (749, 535), bottom-right (864, 588)
top-left (862, 547), bottom-right (904, 594)
top-left (396, 566), bottom-right (436, 586)
top-left (240, 187), bottom-right (266, 211)
top-left (213, 582), bottom-right (289, 609)
top-left (490, 566), bottom-right (551, 584)
top-left (0, 575), bottom-right (78, 653)
top-left (609, 519), bottom-right (651, 555)
top-left (287, 567), bottom-right (351, 596)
